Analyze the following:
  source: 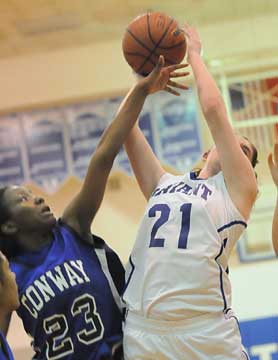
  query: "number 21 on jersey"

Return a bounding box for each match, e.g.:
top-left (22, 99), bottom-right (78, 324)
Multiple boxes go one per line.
top-left (148, 203), bottom-right (192, 249)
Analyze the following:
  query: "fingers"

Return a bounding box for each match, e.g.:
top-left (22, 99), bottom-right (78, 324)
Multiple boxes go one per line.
top-left (154, 55), bottom-right (165, 71)
top-left (170, 71), bottom-right (190, 78)
top-left (165, 86), bottom-right (180, 96)
top-left (182, 22), bottom-right (193, 37)
top-left (167, 80), bottom-right (189, 90)
top-left (166, 63), bottom-right (189, 73)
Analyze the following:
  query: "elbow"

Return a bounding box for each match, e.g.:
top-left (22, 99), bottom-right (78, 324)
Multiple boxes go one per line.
top-left (202, 97), bottom-right (225, 120)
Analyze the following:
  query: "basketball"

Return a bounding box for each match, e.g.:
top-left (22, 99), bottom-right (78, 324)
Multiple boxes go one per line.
top-left (122, 12), bottom-right (186, 76)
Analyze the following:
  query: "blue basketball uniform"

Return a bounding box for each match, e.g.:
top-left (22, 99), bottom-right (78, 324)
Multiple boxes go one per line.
top-left (0, 332), bottom-right (14, 360)
top-left (10, 220), bottom-right (125, 360)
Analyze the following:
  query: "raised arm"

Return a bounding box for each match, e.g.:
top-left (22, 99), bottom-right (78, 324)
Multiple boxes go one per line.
top-left (62, 56), bottom-right (189, 237)
top-left (268, 124), bottom-right (278, 255)
top-left (184, 24), bottom-right (257, 220)
top-left (125, 124), bottom-right (165, 200)
top-left (124, 71), bottom-right (189, 200)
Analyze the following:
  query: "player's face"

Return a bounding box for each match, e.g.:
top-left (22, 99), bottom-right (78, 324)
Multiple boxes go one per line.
top-left (3, 186), bottom-right (56, 234)
top-left (205, 136), bottom-right (255, 172)
top-left (0, 252), bottom-right (19, 311)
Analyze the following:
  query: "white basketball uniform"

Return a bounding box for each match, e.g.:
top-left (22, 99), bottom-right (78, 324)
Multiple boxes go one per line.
top-left (123, 171), bottom-right (250, 360)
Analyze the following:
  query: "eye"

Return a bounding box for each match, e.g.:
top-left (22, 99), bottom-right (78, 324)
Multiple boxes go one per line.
top-left (20, 195), bottom-right (29, 202)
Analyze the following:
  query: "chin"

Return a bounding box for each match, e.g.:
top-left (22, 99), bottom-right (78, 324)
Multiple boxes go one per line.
top-left (49, 216), bottom-right (57, 227)
top-left (44, 215), bottom-right (57, 229)
top-left (13, 299), bottom-right (20, 311)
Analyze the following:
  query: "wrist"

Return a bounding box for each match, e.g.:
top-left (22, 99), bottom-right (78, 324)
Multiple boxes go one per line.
top-left (187, 50), bottom-right (201, 64)
top-left (135, 78), bottom-right (151, 96)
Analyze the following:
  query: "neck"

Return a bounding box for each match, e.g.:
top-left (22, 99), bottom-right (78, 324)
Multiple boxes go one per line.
top-left (198, 165), bottom-right (220, 179)
top-left (198, 168), bottom-right (210, 179)
top-left (17, 231), bottom-right (53, 252)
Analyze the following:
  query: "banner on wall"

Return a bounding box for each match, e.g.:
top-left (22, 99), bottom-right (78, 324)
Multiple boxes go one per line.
top-left (240, 316), bottom-right (278, 360)
top-left (65, 100), bottom-right (110, 180)
top-left (154, 89), bottom-right (202, 172)
top-left (114, 95), bottom-right (158, 174)
top-left (22, 109), bottom-right (69, 193)
top-left (0, 115), bottom-right (26, 186)
top-left (0, 91), bottom-right (202, 191)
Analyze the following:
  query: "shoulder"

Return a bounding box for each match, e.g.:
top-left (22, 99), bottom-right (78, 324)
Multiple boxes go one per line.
top-left (156, 172), bottom-right (184, 188)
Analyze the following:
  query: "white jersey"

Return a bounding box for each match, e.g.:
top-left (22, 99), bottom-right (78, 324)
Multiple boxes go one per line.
top-left (123, 171), bottom-right (248, 321)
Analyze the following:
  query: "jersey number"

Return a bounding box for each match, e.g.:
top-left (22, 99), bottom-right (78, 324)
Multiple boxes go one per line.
top-left (149, 203), bottom-right (192, 249)
top-left (43, 294), bottom-right (104, 360)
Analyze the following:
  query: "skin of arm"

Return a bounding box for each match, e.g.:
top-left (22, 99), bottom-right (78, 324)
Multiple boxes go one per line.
top-left (268, 124), bottom-right (278, 255)
top-left (184, 24), bottom-right (257, 220)
top-left (124, 72), bottom-right (190, 200)
top-left (124, 124), bottom-right (166, 200)
top-left (61, 56), bottom-right (189, 238)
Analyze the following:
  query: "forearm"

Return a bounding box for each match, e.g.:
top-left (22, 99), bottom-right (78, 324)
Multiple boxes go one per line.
top-left (188, 52), bottom-right (225, 123)
top-left (272, 194), bottom-right (278, 255)
top-left (125, 124), bottom-right (165, 199)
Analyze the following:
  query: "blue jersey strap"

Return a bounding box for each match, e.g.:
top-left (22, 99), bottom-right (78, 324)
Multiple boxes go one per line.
top-left (0, 332), bottom-right (14, 360)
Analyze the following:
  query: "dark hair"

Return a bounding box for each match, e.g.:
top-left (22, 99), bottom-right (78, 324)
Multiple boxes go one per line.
top-left (242, 137), bottom-right (258, 169)
top-left (0, 255), bottom-right (3, 281)
top-left (250, 143), bottom-right (258, 169)
top-left (0, 187), bottom-right (18, 260)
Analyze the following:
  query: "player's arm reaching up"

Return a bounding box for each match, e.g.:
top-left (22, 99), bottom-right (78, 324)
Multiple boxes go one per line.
top-left (124, 70), bottom-right (189, 200)
top-left (61, 56), bottom-right (189, 239)
top-left (183, 24), bottom-right (257, 220)
top-left (268, 124), bottom-right (278, 255)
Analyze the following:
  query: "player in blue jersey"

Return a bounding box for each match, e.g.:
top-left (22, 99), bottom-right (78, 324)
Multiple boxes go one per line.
top-left (0, 251), bottom-right (19, 360)
top-left (268, 124), bottom-right (278, 255)
top-left (122, 25), bottom-right (258, 359)
top-left (0, 58), bottom-right (189, 360)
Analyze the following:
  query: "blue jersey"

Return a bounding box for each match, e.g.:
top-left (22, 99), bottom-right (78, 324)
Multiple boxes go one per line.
top-left (10, 221), bottom-right (125, 360)
top-left (0, 332), bottom-right (14, 360)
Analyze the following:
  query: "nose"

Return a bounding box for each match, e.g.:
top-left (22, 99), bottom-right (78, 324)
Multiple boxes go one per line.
top-left (34, 197), bottom-right (44, 205)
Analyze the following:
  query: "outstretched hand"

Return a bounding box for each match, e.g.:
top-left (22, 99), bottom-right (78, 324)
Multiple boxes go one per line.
top-left (182, 23), bottom-right (202, 61)
top-left (139, 55), bottom-right (189, 96)
top-left (268, 124), bottom-right (278, 186)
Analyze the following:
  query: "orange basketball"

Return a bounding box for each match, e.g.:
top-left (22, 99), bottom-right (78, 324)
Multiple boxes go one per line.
top-left (122, 12), bottom-right (186, 76)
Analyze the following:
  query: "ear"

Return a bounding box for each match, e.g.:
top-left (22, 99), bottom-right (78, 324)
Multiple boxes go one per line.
top-left (202, 150), bottom-right (210, 161)
top-left (1, 221), bottom-right (18, 236)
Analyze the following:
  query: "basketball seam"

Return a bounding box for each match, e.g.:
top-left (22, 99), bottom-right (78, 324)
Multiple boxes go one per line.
top-left (124, 52), bottom-right (157, 66)
top-left (126, 28), bottom-right (153, 54)
top-left (125, 28), bottom-right (176, 71)
top-left (137, 15), bottom-right (174, 74)
top-left (156, 39), bottom-right (185, 50)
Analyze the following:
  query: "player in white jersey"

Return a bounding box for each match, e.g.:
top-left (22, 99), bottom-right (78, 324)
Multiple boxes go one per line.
top-left (268, 123), bottom-right (278, 255)
top-left (122, 24), bottom-right (258, 359)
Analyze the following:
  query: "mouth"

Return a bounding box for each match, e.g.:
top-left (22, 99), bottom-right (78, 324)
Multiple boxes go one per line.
top-left (41, 205), bottom-right (52, 215)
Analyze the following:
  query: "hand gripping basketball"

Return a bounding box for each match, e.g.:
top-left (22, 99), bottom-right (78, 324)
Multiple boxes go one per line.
top-left (140, 55), bottom-right (189, 96)
top-left (123, 12), bottom-right (187, 76)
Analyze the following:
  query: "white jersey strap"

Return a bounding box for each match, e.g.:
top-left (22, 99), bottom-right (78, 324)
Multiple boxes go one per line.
top-left (95, 248), bottom-right (125, 312)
